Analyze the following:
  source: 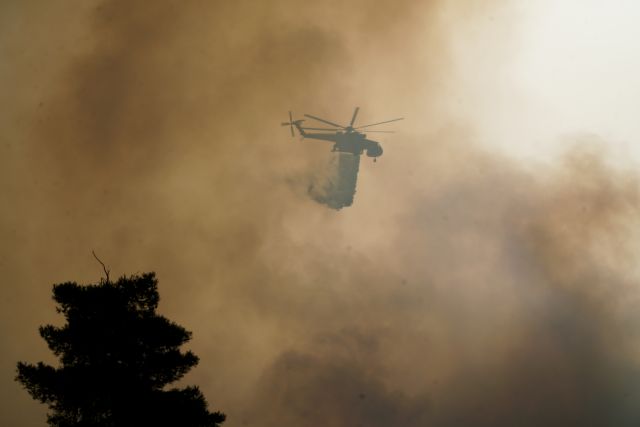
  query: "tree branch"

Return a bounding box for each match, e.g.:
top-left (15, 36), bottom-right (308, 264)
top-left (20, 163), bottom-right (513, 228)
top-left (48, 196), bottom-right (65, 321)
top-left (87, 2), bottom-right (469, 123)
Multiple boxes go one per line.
top-left (92, 250), bottom-right (110, 283)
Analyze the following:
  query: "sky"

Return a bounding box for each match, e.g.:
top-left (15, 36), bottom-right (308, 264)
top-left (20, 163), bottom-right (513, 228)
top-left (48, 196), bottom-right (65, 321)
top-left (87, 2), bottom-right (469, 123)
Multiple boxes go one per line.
top-left (3, 1), bottom-right (640, 426)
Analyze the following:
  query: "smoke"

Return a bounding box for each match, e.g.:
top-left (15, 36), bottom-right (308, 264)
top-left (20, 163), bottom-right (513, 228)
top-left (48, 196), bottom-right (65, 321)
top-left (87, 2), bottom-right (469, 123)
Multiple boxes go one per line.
top-left (3, 1), bottom-right (640, 426)
top-left (238, 137), bottom-right (640, 426)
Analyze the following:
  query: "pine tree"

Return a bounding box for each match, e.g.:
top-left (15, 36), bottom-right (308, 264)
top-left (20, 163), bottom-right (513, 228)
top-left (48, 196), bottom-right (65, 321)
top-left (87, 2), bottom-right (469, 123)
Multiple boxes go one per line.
top-left (16, 272), bottom-right (225, 427)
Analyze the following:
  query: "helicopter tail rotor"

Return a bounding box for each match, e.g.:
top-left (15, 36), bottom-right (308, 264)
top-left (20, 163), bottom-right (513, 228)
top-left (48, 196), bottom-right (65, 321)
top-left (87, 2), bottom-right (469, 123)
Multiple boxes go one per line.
top-left (281, 111), bottom-right (299, 137)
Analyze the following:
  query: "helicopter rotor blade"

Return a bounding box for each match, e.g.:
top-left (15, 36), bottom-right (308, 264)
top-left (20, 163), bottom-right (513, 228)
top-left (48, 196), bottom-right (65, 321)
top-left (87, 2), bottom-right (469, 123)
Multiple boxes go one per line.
top-left (290, 111), bottom-right (294, 136)
top-left (301, 127), bottom-right (340, 131)
top-left (289, 110), bottom-right (296, 138)
top-left (282, 111), bottom-right (294, 137)
top-left (304, 114), bottom-right (344, 128)
top-left (355, 117), bottom-right (404, 129)
top-left (349, 107), bottom-right (360, 127)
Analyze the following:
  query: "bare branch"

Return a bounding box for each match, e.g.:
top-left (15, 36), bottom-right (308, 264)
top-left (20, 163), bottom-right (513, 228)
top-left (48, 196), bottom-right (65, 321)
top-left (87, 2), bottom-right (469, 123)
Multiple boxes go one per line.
top-left (92, 250), bottom-right (111, 283)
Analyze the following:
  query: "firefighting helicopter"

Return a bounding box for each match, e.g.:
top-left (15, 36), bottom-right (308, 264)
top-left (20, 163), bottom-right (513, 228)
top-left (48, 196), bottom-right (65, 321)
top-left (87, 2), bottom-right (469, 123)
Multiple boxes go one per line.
top-left (281, 107), bottom-right (403, 162)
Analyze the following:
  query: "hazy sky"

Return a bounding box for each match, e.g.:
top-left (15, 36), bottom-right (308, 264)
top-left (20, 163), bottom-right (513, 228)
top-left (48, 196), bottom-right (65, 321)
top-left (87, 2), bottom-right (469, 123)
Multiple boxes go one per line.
top-left (3, 1), bottom-right (640, 426)
top-left (448, 0), bottom-right (640, 164)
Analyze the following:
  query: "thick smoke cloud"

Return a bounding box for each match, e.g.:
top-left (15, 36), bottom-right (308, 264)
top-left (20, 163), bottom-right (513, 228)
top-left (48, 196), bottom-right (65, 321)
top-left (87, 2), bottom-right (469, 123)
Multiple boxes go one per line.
top-left (3, 1), bottom-right (640, 426)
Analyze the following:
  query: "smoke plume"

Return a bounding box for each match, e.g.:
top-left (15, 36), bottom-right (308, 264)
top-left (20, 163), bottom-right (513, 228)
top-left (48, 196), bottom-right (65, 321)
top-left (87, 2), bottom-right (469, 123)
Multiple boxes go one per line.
top-left (3, 1), bottom-right (640, 426)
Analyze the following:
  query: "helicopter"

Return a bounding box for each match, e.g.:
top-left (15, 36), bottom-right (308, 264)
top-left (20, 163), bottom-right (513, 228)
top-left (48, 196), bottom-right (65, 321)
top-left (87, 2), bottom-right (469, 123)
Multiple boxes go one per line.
top-left (281, 107), bottom-right (403, 162)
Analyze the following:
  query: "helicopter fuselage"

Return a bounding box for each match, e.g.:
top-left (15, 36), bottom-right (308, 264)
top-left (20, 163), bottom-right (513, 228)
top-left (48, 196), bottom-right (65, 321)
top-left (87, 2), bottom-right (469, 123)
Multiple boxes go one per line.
top-left (283, 109), bottom-right (401, 160)
top-left (294, 124), bottom-right (383, 158)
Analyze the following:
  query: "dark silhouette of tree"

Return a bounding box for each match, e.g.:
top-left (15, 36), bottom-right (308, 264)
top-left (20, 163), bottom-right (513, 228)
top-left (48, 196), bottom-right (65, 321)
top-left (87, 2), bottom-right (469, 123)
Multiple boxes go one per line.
top-left (16, 272), bottom-right (225, 427)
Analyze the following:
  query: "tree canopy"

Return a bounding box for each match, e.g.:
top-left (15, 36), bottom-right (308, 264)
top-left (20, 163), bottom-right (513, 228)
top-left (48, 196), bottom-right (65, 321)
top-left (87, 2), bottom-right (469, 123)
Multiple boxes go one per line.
top-left (16, 272), bottom-right (225, 427)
